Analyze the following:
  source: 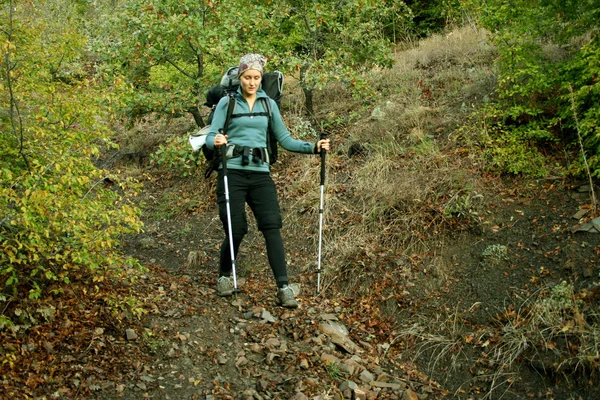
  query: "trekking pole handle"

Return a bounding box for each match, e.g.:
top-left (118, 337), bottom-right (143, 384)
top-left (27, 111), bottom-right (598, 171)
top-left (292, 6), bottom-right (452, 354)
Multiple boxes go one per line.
top-left (319, 133), bottom-right (327, 186)
top-left (219, 128), bottom-right (228, 175)
top-left (320, 149), bottom-right (326, 185)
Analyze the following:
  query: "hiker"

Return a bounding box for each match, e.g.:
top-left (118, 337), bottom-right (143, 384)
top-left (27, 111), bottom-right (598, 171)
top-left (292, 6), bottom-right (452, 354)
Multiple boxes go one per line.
top-left (206, 54), bottom-right (330, 308)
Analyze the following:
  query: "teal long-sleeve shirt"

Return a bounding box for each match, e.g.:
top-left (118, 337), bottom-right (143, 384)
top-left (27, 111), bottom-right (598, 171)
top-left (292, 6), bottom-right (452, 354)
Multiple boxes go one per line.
top-left (206, 88), bottom-right (315, 172)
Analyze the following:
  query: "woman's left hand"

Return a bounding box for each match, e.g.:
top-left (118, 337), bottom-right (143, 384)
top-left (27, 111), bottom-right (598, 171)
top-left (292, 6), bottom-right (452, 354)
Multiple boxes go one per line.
top-left (316, 139), bottom-right (331, 153)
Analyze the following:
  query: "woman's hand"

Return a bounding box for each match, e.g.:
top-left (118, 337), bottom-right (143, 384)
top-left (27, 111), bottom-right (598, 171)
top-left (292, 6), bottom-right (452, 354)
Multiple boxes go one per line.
top-left (316, 138), bottom-right (330, 153)
top-left (214, 133), bottom-right (228, 148)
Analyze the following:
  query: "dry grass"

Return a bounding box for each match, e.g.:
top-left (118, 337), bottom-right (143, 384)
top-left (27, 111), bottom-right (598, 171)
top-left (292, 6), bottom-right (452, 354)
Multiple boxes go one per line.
top-left (278, 26), bottom-right (495, 296)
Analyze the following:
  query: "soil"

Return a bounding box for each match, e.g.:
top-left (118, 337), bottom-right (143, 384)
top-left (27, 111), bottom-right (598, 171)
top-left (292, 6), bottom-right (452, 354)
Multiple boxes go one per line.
top-left (97, 168), bottom-right (599, 399)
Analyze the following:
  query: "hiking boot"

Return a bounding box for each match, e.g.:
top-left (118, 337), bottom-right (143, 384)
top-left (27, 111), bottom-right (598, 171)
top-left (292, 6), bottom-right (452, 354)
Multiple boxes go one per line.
top-left (276, 285), bottom-right (299, 308)
top-left (216, 276), bottom-right (234, 297)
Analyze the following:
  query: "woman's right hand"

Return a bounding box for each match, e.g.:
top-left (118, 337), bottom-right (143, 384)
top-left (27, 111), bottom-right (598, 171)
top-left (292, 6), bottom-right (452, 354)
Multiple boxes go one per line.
top-left (214, 133), bottom-right (228, 147)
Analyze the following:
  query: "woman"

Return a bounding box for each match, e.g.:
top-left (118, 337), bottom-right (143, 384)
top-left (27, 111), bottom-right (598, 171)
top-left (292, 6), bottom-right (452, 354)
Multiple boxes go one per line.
top-left (206, 54), bottom-right (330, 308)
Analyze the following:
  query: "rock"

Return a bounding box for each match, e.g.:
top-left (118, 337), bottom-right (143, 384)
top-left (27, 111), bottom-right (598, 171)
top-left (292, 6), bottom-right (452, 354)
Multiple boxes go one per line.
top-left (257, 379), bottom-right (269, 392)
top-left (577, 184), bottom-right (593, 193)
top-left (138, 237), bottom-right (157, 249)
top-left (341, 359), bottom-right (361, 376)
top-left (353, 387), bottom-right (368, 400)
top-left (265, 337), bottom-right (280, 348)
top-left (261, 309), bottom-right (276, 323)
top-left (402, 389), bottom-right (419, 400)
top-left (299, 358), bottom-right (309, 369)
top-left (359, 369), bottom-right (374, 383)
top-left (235, 356), bottom-right (249, 368)
top-left (290, 392), bottom-right (309, 400)
top-left (218, 356), bottom-right (228, 365)
top-left (319, 320), bottom-right (361, 354)
top-left (304, 377), bottom-right (319, 388)
top-left (320, 313), bottom-right (338, 321)
top-left (339, 380), bottom-right (358, 393)
top-left (125, 329), bottom-right (137, 340)
top-left (572, 208), bottom-right (590, 219)
top-left (266, 352), bottom-right (279, 365)
top-left (43, 341), bottom-right (55, 353)
top-left (231, 298), bottom-right (244, 307)
top-left (321, 353), bottom-right (340, 366)
top-left (250, 343), bottom-right (263, 353)
top-left (371, 381), bottom-right (404, 390)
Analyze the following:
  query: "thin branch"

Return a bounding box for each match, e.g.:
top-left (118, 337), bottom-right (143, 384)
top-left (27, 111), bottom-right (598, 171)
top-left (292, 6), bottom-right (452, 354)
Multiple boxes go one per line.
top-left (569, 84), bottom-right (597, 215)
top-left (164, 55), bottom-right (195, 80)
top-left (3, 0), bottom-right (29, 168)
top-left (82, 176), bottom-right (109, 200)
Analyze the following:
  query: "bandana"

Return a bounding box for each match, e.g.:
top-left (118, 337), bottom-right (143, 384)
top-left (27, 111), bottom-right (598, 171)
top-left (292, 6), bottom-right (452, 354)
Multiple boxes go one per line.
top-left (237, 54), bottom-right (267, 78)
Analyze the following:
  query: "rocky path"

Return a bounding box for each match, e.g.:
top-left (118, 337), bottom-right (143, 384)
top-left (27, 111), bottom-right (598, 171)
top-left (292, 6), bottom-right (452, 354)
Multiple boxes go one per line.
top-left (99, 261), bottom-right (441, 400)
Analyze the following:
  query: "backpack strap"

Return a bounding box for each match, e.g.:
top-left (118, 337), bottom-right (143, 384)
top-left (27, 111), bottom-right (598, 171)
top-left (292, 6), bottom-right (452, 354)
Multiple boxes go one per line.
top-left (261, 97), bottom-right (274, 165)
top-left (204, 93), bottom-right (237, 178)
top-left (223, 92), bottom-right (237, 134)
top-left (229, 98), bottom-right (273, 164)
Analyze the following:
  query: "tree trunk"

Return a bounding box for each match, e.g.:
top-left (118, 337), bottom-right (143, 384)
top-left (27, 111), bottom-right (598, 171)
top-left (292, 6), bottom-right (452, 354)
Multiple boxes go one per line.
top-left (300, 64), bottom-right (315, 122)
top-left (188, 106), bottom-right (204, 128)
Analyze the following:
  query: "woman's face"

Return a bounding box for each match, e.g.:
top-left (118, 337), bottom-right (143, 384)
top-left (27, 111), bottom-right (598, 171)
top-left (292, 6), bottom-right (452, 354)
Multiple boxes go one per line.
top-left (240, 70), bottom-right (262, 97)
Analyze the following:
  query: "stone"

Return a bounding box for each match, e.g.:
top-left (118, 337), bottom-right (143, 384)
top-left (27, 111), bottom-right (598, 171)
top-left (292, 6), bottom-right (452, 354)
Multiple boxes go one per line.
top-left (266, 352), bottom-right (279, 365)
top-left (339, 380), bottom-right (358, 392)
top-left (319, 320), bottom-right (361, 354)
top-left (320, 313), bottom-right (338, 321)
top-left (371, 381), bottom-right (403, 390)
top-left (353, 388), bottom-right (368, 400)
top-left (341, 359), bottom-right (361, 376)
top-left (320, 353), bottom-right (340, 365)
top-left (265, 338), bottom-right (280, 348)
top-left (257, 380), bottom-right (269, 392)
top-left (572, 208), bottom-right (590, 220)
top-left (290, 393), bottom-right (309, 400)
top-left (261, 309), bottom-right (276, 323)
top-left (359, 369), bottom-right (374, 383)
top-left (235, 356), bottom-right (248, 368)
top-left (402, 389), bottom-right (419, 400)
top-left (299, 358), bottom-right (309, 369)
top-left (125, 329), bottom-right (137, 340)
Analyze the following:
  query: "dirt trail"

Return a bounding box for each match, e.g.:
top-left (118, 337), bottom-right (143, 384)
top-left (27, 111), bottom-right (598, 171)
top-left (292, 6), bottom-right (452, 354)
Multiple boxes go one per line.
top-left (97, 175), bottom-right (600, 400)
top-left (100, 258), bottom-right (436, 399)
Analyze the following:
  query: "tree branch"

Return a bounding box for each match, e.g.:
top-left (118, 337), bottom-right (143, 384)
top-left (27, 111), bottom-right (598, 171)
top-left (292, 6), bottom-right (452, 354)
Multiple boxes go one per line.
top-left (164, 55), bottom-right (195, 80)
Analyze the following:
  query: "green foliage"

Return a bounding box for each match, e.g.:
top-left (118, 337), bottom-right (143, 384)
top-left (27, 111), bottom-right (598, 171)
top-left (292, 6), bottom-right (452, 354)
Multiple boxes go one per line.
top-left (103, 0), bottom-right (274, 121)
top-left (149, 135), bottom-right (199, 177)
top-left (104, 0), bottom-right (412, 123)
top-left (269, 0), bottom-right (405, 112)
top-left (406, 0), bottom-right (462, 36)
top-left (1, 1), bottom-right (144, 324)
top-left (466, 0), bottom-right (600, 177)
top-left (559, 37), bottom-right (600, 177)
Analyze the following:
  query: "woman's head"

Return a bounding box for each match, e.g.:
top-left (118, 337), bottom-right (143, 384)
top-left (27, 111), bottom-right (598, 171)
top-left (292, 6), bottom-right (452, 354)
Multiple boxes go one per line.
top-left (238, 54), bottom-right (266, 97)
top-left (237, 54), bottom-right (267, 78)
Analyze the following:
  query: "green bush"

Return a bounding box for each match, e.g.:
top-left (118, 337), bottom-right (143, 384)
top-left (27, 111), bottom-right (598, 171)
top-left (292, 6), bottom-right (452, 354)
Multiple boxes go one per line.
top-left (466, 0), bottom-right (600, 177)
top-left (1, 1), bottom-right (144, 326)
top-left (149, 135), bottom-right (200, 177)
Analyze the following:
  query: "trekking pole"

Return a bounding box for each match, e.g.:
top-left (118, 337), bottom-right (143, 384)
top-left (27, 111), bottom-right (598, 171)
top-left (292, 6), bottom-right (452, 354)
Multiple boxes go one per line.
top-left (220, 130), bottom-right (240, 294)
top-left (316, 134), bottom-right (327, 295)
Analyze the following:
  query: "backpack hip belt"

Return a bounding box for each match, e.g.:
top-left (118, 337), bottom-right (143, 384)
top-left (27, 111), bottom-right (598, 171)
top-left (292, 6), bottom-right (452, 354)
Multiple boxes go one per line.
top-left (227, 145), bottom-right (269, 165)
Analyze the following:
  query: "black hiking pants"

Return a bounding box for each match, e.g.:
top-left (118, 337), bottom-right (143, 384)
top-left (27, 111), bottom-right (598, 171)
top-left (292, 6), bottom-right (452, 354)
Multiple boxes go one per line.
top-left (216, 169), bottom-right (288, 288)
